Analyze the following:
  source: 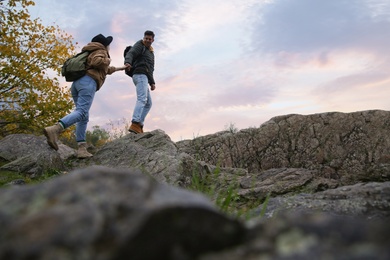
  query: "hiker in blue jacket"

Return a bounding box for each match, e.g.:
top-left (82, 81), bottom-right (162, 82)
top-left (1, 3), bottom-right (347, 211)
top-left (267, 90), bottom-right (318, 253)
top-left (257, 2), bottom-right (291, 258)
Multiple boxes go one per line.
top-left (43, 34), bottom-right (128, 158)
top-left (124, 30), bottom-right (156, 134)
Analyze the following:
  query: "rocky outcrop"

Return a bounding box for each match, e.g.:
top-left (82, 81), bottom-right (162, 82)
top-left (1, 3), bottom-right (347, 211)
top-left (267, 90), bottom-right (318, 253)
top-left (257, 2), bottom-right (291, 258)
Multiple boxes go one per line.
top-left (0, 167), bottom-right (389, 260)
top-left (250, 180), bottom-right (390, 220)
top-left (0, 134), bottom-right (74, 176)
top-left (0, 110), bottom-right (389, 259)
top-left (80, 130), bottom-right (192, 185)
top-left (177, 110), bottom-right (390, 186)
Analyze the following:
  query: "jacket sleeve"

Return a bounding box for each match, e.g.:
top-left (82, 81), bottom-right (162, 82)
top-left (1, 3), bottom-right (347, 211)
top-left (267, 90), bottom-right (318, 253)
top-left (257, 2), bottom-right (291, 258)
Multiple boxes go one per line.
top-left (106, 66), bottom-right (117, 75)
top-left (89, 50), bottom-right (110, 69)
top-left (147, 59), bottom-right (155, 85)
top-left (146, 51), bottom-right (155, 85)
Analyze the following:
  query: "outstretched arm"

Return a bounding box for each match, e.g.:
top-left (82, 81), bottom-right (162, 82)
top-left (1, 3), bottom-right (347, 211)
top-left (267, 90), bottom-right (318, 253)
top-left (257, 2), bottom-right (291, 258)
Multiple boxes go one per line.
top-left (107, 65), bottom-right (130, 75)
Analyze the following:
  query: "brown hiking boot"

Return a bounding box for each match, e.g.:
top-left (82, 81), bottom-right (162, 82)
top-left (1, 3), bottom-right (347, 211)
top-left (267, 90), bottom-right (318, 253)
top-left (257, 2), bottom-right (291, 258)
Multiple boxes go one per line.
top-left (77, 142), bottom-right (93, 159)
top-left (43, 124), bottom-right (63, 151)
top-left (129, 122), bottom-right (142, 134)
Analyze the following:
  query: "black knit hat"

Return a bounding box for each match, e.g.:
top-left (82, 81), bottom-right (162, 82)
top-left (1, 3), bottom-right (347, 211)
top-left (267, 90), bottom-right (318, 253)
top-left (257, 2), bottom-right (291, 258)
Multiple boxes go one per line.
top-left (91, 34), bottom-right (113, 47)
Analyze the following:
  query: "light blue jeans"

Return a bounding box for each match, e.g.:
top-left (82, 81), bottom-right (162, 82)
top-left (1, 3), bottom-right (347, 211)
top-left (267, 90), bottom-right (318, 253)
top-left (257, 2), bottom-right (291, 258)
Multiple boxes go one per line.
top-left (59, 75), bottom-right (96, 142)
top-left (132, 74), bottom-right (152, 125)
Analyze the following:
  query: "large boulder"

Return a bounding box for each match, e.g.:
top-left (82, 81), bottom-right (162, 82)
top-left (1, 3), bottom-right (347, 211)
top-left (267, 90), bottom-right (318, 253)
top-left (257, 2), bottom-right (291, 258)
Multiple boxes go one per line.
top-left (201, 211), bottom-right (390, 260)
top-left (68, 130), bottom-right (249, 188)
top-left (0, 134), bottom-right (74, 176)
top-left (0, 166), bottom-right (246, 260)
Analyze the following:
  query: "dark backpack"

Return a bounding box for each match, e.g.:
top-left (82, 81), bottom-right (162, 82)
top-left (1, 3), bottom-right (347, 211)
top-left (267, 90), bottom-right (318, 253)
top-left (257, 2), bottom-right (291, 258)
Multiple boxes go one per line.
top-left (123, 45), bottom-right (145, 77)
top-left (61, 51), bottom-right (90, 82)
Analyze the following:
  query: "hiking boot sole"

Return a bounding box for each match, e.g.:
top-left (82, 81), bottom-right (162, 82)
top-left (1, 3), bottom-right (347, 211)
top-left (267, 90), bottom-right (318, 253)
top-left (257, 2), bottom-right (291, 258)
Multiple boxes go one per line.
top-left (43, 128), bottom-right (59, 150)
top-left (128, 129), bottom-right (140, 134)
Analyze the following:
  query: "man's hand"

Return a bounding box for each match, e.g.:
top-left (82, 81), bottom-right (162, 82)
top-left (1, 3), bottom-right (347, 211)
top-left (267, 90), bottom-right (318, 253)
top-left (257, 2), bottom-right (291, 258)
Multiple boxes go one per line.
top-left (150, 84), bottom-right (156, 91)
top-left (124, 63), bottom-right (131, 71)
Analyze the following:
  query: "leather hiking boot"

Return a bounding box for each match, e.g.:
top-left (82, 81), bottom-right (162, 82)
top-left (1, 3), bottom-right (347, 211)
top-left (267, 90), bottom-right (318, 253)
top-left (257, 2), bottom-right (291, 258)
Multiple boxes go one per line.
top-left (77, 142), bottom-right (93, 159)
top-left (129, 122), bottom-right (142, 134)
top-left (43, 124), bottom-right (63, 151)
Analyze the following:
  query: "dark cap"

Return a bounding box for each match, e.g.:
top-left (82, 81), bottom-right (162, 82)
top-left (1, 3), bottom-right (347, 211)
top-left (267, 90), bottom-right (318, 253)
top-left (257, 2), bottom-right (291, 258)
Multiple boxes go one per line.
top-left (91, 34), bottom-right (113, 47)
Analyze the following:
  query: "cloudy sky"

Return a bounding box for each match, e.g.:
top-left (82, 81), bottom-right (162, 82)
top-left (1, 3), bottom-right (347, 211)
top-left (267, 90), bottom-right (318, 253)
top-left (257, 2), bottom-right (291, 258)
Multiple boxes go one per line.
top-left (29, 0), bottom-right (390, 141)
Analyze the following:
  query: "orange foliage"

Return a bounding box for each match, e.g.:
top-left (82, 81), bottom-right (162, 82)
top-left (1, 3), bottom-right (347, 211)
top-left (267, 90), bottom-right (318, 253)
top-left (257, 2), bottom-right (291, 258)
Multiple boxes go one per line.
top-left (0, 0), bottom-right (77, 137)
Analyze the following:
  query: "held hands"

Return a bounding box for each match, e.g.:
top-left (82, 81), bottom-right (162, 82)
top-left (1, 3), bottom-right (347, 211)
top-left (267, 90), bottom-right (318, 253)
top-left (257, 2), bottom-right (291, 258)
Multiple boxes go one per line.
top-left (124, 63), bottom-right (131, 71)
top-left (115, 65), bottom-right (129, 72)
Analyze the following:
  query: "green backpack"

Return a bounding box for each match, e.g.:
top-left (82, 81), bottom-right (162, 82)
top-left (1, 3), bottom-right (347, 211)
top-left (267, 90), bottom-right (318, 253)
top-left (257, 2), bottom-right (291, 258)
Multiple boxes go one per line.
top-left (61, 51), bottom-right (91, 82)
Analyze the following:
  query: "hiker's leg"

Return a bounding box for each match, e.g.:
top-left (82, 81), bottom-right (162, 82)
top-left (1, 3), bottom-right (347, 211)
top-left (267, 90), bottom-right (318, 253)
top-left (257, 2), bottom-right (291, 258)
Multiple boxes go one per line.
top-left (131, 74), bottom-right (149, 124)
top-left (139, 88), bottom-right (152, 126)
top-left (59, 75), bottom-right (96, 142)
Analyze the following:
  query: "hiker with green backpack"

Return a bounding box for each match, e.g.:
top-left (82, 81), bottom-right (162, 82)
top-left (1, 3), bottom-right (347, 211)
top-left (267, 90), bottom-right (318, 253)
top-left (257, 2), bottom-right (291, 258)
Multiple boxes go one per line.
top-left (44, 34), bottom-right (128, 159)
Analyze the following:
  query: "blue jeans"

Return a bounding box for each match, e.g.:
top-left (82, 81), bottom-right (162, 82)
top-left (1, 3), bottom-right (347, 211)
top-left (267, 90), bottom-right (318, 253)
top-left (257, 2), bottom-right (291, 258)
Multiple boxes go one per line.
top-left (132, 74), bottom-right (152, 125)
top-left (59, 75), bottom-right (96, 142)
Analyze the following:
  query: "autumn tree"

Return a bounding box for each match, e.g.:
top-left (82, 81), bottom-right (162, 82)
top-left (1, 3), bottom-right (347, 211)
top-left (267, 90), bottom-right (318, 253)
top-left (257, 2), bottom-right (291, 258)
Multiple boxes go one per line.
top-left (0, 0), bottom-right (76, 137)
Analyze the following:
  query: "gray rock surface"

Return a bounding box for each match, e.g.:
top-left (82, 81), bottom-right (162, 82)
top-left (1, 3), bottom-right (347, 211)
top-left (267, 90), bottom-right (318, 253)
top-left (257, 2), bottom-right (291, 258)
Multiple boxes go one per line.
top-left (201, 212), bottom-right (390, 260)
top-left (177, 110), bottom-right (390, 186)
top-left (1, 110), bottom-right (390, 259)
top-left (66, 129), bottom-right (250, 188)
top-left (0, 134), bottom-right (74, 176)
top-left (251, 181), bottom-right (390, 220)
top-left (0, 166), bottom-right (245, 260)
